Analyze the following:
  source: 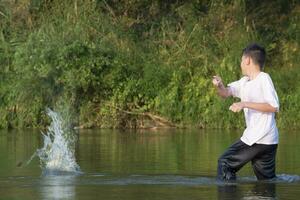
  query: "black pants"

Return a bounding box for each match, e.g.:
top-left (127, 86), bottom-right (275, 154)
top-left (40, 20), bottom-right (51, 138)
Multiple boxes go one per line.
top-left (217, 139), bottom-right (277, 181)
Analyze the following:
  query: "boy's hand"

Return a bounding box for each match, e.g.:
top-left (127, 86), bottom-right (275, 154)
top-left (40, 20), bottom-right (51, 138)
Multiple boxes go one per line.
top-left (212, 76), bottom-right (223, 87)
top-left (229, 102), bottom-right (245, 112)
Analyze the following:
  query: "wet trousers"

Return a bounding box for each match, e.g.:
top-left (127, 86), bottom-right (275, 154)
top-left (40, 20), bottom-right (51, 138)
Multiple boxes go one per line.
top-left (217, 139), bottom-right (277, 181)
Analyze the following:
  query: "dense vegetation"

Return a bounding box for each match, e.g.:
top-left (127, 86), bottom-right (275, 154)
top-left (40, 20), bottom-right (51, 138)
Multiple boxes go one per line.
top-left (0, 0), bottom-right (299, 129)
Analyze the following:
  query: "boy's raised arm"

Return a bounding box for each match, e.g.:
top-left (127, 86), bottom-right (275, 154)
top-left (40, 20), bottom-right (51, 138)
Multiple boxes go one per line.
top-left (212, 76), bottom-right (232, 98)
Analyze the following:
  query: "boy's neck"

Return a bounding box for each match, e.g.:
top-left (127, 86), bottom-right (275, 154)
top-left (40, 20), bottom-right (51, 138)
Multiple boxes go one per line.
top-left (247, 66), bottom-right (261, 80)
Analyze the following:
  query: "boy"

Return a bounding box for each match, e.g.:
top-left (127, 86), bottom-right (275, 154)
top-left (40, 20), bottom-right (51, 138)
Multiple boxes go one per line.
top-left (212, 43), bottom-right (279, 181)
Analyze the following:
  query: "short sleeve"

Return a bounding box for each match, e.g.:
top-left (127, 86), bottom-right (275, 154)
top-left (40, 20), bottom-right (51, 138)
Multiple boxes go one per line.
top-left (227, 77), bottom-right (247, 98)
top-left (228, 81), bottom-right (241, 98)
top-left (262, 74), bottom-right (280, 112)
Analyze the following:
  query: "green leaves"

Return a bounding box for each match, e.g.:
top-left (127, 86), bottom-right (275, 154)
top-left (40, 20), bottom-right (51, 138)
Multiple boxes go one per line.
top-left (0, 0), bottom-right (299, 129)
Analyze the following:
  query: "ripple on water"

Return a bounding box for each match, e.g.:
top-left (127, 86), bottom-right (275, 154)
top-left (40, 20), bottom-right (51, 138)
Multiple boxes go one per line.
top-left (1, 174), bottom-right (300, 188)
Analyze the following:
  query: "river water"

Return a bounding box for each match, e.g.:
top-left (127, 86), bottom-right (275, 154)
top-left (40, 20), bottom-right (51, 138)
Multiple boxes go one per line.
top-left (0, 128), bottom-right (300, 199)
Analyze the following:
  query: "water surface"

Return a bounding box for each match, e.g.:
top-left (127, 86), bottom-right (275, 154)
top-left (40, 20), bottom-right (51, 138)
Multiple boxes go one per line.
top-left (0, 128), bottom-right (300, 199)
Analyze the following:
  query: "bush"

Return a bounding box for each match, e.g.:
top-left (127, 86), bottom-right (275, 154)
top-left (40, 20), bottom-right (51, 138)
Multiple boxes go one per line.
top-left (0, 0), bottom-right (299, 129)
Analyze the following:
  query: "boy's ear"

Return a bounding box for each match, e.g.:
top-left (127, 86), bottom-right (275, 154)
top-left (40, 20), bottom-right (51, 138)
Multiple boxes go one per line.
top-left (245, 56), bottom-right (251, 65)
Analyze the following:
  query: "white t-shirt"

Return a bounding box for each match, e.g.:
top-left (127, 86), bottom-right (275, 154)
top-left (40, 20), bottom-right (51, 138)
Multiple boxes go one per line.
top-left (228, 72), bottom-right (279, 146)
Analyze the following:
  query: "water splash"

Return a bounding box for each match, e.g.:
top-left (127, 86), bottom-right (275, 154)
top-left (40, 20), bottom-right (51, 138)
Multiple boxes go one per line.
top-left (33, 108), bottom-right (81, 174)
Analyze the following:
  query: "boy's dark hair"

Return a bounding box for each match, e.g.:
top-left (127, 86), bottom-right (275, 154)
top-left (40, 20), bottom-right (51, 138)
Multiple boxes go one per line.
top-left (242, 43), bottom-right (266, 69)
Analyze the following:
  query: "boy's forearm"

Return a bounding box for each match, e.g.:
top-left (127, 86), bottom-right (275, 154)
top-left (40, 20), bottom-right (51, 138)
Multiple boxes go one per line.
top-left (242, 102), bottom-right (277, 113)
top-left (215, 85), bottom-right (231, 98)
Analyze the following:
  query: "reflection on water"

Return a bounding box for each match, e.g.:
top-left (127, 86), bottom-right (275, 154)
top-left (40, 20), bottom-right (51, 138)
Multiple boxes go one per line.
top-left (39, 175), bottom-right (76, 200)
top-left (218, 183), bottom-right (276, 200)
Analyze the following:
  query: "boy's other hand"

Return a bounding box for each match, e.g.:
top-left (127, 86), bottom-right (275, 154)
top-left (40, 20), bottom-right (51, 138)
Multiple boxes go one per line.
top-left (229, 102), bottom-right (245, 112)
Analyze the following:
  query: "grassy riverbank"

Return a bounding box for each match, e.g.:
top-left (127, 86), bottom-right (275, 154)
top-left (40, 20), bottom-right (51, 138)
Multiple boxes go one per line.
top-left (0, 0), bottom-right (299, 129)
